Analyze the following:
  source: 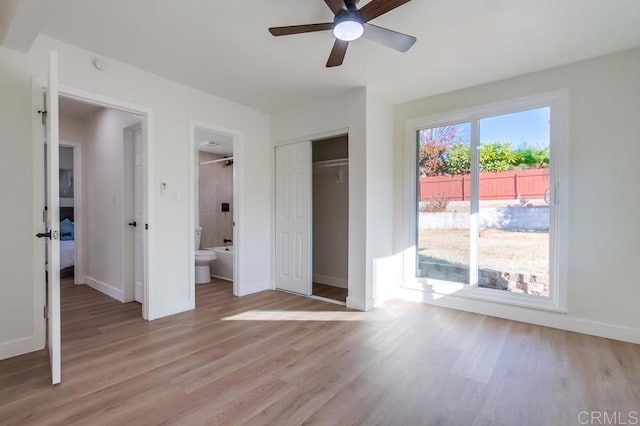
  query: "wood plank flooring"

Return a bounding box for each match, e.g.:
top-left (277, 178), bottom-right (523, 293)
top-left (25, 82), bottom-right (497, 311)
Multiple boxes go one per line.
top-left (312, 282), bottom-right (348, 303)
top-left (0, 279), bottom-right (639, 425)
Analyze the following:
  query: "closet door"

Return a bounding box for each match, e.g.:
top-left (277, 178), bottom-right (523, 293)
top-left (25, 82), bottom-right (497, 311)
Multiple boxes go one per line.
top-left (275, 142), bottom-right (312, 295)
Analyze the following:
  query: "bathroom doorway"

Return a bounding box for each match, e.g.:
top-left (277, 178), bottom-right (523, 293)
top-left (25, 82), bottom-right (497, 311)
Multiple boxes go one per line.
top-left (311, 135), bottom-right (349, 304)
top-left (190, 122), bottom-right (240, 303)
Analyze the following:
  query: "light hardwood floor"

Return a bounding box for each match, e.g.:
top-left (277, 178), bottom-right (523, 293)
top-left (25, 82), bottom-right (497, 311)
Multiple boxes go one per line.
top-left (0, 279), bottom-right (639, 425)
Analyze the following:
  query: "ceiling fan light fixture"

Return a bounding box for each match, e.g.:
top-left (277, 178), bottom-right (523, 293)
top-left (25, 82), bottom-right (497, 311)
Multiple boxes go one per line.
top-left (333, 12), bottom-right (364, 41)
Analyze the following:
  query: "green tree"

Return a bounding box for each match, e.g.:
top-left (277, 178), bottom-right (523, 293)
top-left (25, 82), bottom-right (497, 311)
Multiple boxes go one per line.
top-left (479, 143), bottom-right (519, 172)
top-left (515, 147), bottom-right (549, 168)
top-left (444, 143), bottom-right (471, 175)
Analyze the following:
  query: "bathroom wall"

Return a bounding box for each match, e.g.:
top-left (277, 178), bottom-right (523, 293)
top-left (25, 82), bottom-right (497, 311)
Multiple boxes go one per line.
top-left (312, 136), bottom-right (349, 288)
top-left (198, 151), bottom-right (233, 248)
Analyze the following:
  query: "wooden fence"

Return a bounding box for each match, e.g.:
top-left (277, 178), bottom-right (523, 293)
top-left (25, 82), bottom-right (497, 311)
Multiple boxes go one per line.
top-left (419, 169), bottom-right (550, 201)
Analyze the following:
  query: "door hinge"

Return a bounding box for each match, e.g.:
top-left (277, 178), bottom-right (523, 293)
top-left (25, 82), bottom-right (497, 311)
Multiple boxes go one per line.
top-left (145, 223), bottom-right (148, 230)
top-left (37, 109), bottom-right (48, 125)
top-left (44, 306), bottom-right (48, 319)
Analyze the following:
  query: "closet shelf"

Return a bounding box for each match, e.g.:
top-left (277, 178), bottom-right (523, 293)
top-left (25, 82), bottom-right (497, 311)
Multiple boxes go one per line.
top-left (313, 158), bottom-right (348, 169)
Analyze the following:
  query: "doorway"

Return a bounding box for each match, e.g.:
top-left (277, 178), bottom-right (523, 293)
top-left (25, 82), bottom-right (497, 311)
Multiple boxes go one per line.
top-left (189, 121), bottom-right (241, 305)
top-left (274, 133), bottom-right (349, 305)
top-left (311, 135), bottom-right (349, 303)
top-left (54, 95), bottom-right (145, 311)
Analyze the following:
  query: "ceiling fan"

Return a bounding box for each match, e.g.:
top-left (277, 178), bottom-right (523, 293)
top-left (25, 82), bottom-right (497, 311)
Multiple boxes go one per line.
top-left (269, 0), bottom-right (416, 67)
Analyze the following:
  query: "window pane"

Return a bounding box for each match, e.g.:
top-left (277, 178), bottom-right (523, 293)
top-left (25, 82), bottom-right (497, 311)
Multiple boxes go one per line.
top-left (416, 122), bottom-right (471, 283)
top-left (477, 107), bottom-right (550, 296)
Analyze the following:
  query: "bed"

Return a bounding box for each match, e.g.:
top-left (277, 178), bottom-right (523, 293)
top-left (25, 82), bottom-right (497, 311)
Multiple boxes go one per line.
top-left (59, 207), bottom-right (75, 278)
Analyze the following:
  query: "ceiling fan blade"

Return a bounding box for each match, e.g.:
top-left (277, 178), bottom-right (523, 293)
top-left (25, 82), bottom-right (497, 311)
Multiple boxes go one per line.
top-left (324, 0), bottom-right (346, 14)
top-left (363, 23), bottom-right (416, 52)
top-left (269, 23), bottom-right (333, 36)
top-left (326, 39), bottom-right (349, 67)
top-left (358, 0), bottom-right (412, 22)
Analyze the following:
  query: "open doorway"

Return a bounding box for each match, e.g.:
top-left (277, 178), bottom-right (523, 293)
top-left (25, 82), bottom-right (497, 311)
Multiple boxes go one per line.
top-left (190, 122), bottom-right (240, 304)
top-left (311, 135), bottom-right (349, 304)
top-left (52, 95), bottom-right (146, 314)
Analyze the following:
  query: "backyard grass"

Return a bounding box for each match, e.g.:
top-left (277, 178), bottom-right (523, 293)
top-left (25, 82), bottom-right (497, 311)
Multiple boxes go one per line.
top-left (418, 228), bottom-right (549, 286)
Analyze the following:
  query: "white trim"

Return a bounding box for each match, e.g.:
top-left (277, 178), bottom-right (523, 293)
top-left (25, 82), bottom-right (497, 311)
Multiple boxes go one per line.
top-left (0, 335), bottom-right (44, 361)
top-left (85, 276), bottom-right (124, 302)
top-left (59, 141), bottom-right (84, 285)
top-left (273, 127), bottom-right (349, 147)
top-left (346, 296), bottom-right (370, 311)
top-left (398, 287), bottom-right (640, 345)
top-left (236, 280), bottom-right (271, 297)
top-left (404, 90), bottom-right (569, 312)
top-left (52, 82), bottom-right (154, 321)
top-left (313, 274), bottom-right (348, 288)
top-left (189, 119), bottom-right (244, 305)
top-left (309, 295), bottom-right (347, 307)
top-left (31, 79), bottom-right (47, 354)
top-left (147, 300), bottom-right (192, 321)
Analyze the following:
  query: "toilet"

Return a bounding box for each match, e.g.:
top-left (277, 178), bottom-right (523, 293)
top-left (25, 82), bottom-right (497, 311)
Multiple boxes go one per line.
top-left (195, 226), bottom-right (217, 284)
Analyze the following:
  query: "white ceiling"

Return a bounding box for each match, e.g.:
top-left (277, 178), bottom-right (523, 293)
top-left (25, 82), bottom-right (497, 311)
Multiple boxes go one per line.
top-left (59, 95), bottom-right (102, 119)
top-left (195, 128), bottom-right (234, 156)
top-left (42, 0), bottom-right (640, 112)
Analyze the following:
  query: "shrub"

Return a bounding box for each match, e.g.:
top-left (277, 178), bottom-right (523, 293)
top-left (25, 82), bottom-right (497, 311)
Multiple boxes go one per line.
top-left (479, 143), bottom-right (519, 172)
top-left (420, 193), bottom-right (449, 212)
top-left (419, 142), bottom-right (447, 176)
top-left (445, 143), bottom-right (471, 175)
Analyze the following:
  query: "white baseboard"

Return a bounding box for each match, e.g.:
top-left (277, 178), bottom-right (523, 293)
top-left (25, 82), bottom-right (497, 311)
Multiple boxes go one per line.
top-left (0, 335), bottom-right (44, 361)
top-left (85, 276), bottom-right (124, 303)
top-left (346, 296), bottom-right (374, 311)
top-left (148, 300), bottom-right (192, 321)
top-left (209, 274), bottom-right (233, 282)
top-left (399, 287), bottom-right (640, 345)
top-left (312, 274), bottom-right (348, 289)
top-left (237, 280), bottom-right (270, 297)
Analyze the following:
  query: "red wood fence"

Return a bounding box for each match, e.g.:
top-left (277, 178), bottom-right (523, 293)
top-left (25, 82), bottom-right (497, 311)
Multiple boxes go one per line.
top-left (419, 169), bottom-right (550, 201)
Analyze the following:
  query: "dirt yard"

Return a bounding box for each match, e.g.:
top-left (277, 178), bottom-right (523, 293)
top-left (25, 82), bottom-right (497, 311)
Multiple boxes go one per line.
top-left (418, 228), bottom-right (549, 286)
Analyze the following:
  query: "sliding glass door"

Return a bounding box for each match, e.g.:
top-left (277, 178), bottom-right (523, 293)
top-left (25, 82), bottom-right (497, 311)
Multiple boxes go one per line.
top-left (415, 102), bottom-right (559, 301)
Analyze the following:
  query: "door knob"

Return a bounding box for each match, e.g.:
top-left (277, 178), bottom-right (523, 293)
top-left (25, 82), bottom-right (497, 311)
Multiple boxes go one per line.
top-left (36, 231), bottom-right (52, 239)
top-left (128, 221), bottom-right (137, 227)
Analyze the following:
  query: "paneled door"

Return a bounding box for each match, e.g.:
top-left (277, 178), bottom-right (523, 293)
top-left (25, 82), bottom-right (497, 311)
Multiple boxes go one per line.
top-left (275, 142), bottom-right (312, 295)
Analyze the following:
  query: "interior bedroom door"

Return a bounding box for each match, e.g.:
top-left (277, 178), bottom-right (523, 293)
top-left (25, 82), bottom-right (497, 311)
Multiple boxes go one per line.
top-left (44, 51), bottom-right (61, 385)
top-left (275, 142), bottom-right (312, 295)
top-left (132, 123), bottom-right (145, 304)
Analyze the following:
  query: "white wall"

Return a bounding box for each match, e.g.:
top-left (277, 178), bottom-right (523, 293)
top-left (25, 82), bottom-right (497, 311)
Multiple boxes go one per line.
top-left (83, 108), bottom-right (139, 301)
top-left (0, 33), bottom-right (271, 359)
top-left (394, 48), bottom-right (640, 342)
top-left (272, 89), bottom-right (397, 310)
top-left (365, 91), bottom-right (396, 306)
top-left (272, 89), bottom-right (368, 310)
top-left (0, 45), bottom-right (42, 360)
top-left (59, 113), bottom-right (84, 145)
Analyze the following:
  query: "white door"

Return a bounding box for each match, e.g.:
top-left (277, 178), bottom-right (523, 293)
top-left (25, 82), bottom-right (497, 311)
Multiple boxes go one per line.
top-left (44, 52), bottom-right (61, 385)
top-left (275, 142), bottom-right (312, 295)
top-left (132, 124), bottom-right (145, 303)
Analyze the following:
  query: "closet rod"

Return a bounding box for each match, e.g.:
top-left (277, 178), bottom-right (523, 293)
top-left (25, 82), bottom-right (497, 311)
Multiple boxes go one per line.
top-left (313, 158), bottom-right (349, 169)
top-left (200, 156), bottom-right (234, 165)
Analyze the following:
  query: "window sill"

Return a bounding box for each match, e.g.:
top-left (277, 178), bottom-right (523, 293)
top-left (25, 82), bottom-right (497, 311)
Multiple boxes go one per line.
top-left (403, 279), bottom-right (567, 314)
